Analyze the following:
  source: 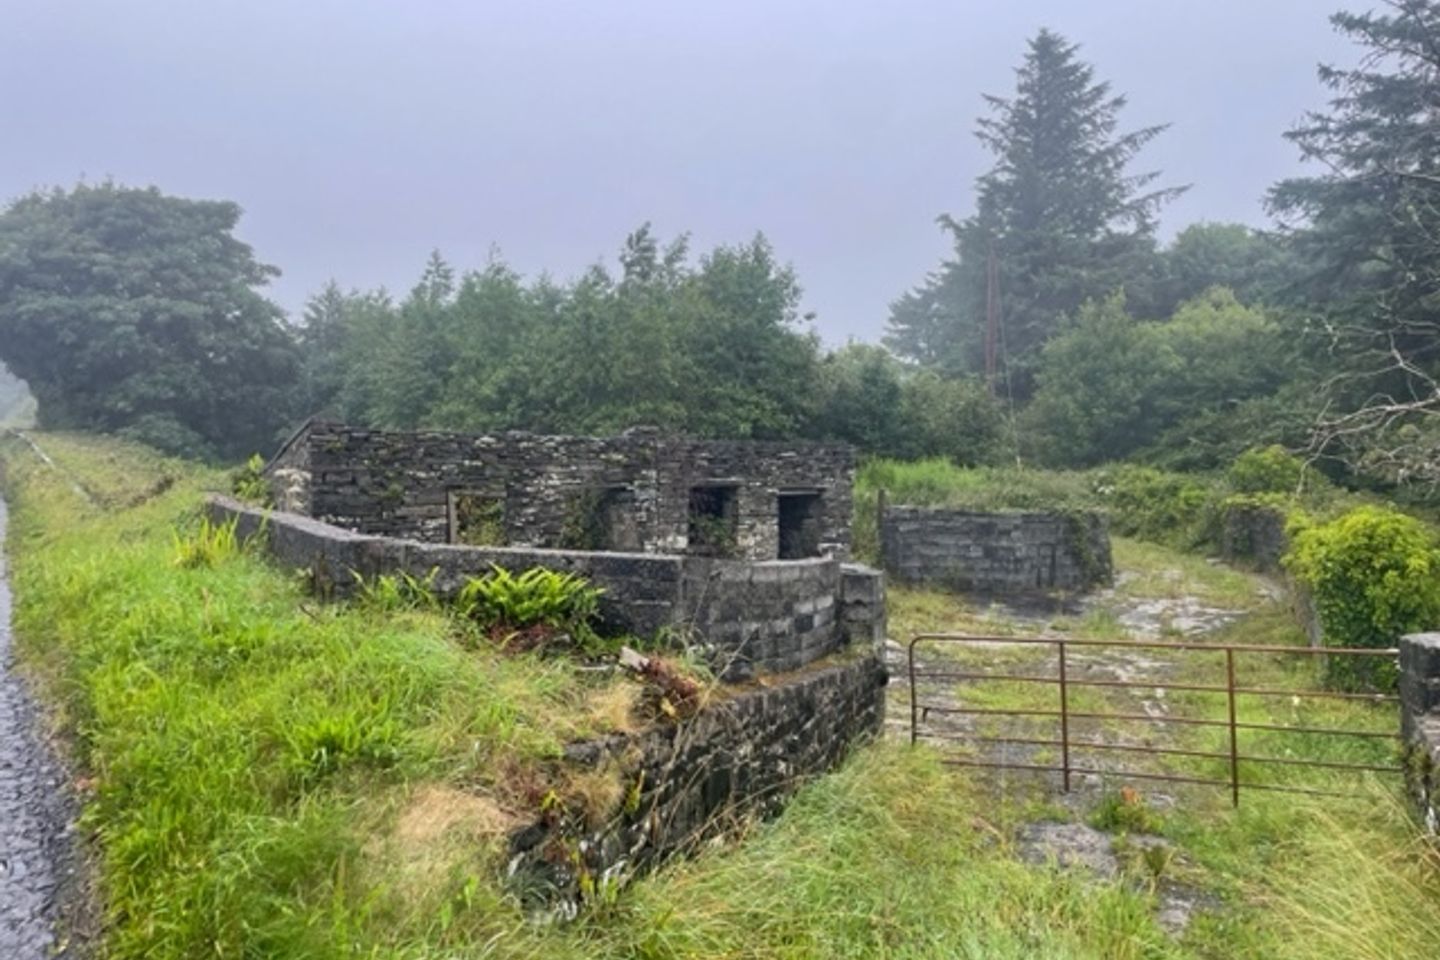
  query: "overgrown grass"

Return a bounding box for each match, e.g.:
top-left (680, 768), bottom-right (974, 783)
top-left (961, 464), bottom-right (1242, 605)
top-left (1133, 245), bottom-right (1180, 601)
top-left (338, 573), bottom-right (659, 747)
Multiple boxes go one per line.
top-left (4, 433), bottom-right (1438, 958)
top-left (0, 433), bottom-right (643, 957)
top-left (882, 534), bottom-right (1440, 959)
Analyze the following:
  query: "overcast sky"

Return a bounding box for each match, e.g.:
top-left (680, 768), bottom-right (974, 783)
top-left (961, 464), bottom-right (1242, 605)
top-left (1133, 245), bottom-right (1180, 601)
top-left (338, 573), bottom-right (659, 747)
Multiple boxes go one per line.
top-left (2, 1), bottom-right (1359, 344)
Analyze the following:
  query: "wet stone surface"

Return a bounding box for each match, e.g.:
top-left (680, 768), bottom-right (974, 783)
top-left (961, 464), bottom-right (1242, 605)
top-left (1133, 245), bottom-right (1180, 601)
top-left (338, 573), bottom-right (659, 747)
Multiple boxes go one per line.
top-left (0, 498), bottom-right (78, 957)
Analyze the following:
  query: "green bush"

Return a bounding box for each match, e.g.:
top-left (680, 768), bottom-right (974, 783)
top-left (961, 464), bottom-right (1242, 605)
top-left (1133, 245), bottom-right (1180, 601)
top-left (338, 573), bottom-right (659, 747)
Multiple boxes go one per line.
top-left (229, 453), bottom-right (272, 505)
top-left (1286, 506), bottom-right (1440, 688)
top-left (1093, 465), bottom-right (1219, 547)
top-left (1228, 445), bottom-right (1305, 495)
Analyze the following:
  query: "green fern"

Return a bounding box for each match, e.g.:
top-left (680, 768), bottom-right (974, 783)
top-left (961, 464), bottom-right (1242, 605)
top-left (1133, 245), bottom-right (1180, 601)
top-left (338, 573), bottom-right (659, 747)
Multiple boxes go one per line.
top-left (457, 564), bottom-right (604, 652)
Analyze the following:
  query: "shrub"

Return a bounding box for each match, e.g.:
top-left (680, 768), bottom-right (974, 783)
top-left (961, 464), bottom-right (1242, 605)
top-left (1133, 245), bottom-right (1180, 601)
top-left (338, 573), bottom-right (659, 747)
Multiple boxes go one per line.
top-left (1093, 465), bottom-right (1219, 547)
top-left (353, 568), bottom-right (441, 613)
top-left (1228, 445), bottom-right (1305, 495)
top-left (1286, 506), bottom-right (1440, 688)
top-left (229, 453), bottom-right (272, 505)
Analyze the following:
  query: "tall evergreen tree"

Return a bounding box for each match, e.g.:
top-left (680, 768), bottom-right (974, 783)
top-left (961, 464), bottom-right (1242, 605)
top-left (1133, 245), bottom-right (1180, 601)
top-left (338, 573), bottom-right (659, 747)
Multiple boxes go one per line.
top-left (886, 29), bottom-right (1183, 399)
top-left (1270, 0), bottom-right (1440, 488)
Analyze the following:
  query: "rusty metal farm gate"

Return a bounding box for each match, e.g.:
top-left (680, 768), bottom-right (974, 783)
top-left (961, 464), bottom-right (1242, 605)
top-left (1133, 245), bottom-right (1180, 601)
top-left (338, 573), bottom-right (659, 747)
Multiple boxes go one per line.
top-left (907, 634), bottom-right (1402, 805)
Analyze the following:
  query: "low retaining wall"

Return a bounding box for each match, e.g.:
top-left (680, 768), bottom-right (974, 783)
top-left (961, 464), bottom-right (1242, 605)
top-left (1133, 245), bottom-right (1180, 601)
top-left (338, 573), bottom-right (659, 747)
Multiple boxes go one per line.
top-left (1401, 633), bottom-right (1440, 835)
top-left (508, 653), bottom-right (888, 908)
top-left (880, 506), bottom-right (1112, 595)
top-left (1219, 500), bottom-right (1290, 573)
top-left (206, 496), bottom-right (884, 681)
top-left (682, 557), bottom-right (841, 681)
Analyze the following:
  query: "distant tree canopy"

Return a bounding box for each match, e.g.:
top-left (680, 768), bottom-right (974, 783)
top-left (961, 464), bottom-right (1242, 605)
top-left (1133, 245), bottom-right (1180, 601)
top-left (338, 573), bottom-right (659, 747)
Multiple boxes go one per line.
top-left (305, 227), bottom-right (823, 440)
top-left (886, 28), bottom-right (1185, 399)
top-left (0, 183), bottom-right (300, 458)
top-left (1023, 288), bottom-right (1293, 466)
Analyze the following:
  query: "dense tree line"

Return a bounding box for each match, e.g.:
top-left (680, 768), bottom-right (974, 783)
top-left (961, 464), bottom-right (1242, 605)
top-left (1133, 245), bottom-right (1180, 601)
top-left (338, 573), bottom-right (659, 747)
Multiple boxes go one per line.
top-left (298, 229), bottom-right (1002, 462)
top-left (1, 2), bottom-right (1436, 499)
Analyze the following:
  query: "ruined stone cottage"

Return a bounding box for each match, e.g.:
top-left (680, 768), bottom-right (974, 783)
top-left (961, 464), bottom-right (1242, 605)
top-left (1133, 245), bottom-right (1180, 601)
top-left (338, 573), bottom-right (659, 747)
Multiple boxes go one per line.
top-left (227, 420), bottom-right (885, 681)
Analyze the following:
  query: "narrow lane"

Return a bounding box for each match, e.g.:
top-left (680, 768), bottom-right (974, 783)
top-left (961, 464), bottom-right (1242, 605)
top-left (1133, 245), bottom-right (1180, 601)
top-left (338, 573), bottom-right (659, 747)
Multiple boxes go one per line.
top-left (0, 496), bottom-right (76, 956)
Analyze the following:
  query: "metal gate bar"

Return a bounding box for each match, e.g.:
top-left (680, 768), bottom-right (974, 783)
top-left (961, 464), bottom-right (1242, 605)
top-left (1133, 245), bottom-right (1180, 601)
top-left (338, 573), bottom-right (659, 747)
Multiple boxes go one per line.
top-left (908, 633), bottom-right (1404, 807)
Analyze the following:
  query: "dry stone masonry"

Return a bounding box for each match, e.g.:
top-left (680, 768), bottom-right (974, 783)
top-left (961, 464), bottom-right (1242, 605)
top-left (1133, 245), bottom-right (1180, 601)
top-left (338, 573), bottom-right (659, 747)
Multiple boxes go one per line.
top-left (229, 420), bottom-right (885, 681)
top-left (880, 504), bottom-right (1113, 595)
top-left (509, 654), bottom-right (887, 908)
top-left (266, 420), bottom-right (854, 562)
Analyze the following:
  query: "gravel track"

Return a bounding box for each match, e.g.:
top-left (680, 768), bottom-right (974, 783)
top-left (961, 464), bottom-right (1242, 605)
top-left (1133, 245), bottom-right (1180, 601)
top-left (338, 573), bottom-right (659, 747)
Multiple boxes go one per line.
top-left (0, 496), bottom-right (81, 956)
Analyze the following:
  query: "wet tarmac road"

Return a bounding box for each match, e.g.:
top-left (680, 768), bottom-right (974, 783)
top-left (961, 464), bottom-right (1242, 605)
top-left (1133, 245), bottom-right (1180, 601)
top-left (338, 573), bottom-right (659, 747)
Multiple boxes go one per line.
top-left (0, 496), bottom-right (77, 957)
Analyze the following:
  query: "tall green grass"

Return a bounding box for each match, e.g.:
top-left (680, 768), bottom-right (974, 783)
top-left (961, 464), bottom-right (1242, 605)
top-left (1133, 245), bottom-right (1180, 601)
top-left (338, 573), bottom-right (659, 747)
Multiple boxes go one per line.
top-left (0, 433), bottom-right (636, 957)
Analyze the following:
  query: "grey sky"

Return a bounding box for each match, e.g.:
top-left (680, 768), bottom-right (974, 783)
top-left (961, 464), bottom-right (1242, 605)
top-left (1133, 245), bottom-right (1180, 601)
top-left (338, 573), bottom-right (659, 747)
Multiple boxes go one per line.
top-left (3, 1), bottom-right (1357, 344)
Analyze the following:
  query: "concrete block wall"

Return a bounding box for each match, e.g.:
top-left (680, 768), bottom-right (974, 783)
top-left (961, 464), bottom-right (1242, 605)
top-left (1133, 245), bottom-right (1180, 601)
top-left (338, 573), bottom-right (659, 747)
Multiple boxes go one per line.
top-left (840, 563), bottom-right (886, 651)
top-left (880, 506), bottom-right (1113, 595)
top-left (508, 653), bottom-right (888, 908)
top-left (680, 557), bottom-right (842, 681)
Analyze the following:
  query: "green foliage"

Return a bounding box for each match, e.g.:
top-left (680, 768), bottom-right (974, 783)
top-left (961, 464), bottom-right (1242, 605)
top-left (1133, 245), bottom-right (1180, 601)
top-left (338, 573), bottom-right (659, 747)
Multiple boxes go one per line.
top-left (353, 568), bottom-right (441, 613)
top-left (809, 345), bottom-right (1003, 462)
top-left (686, 512), bottom-right (739, 559)
top-left (457, 565), bottom-right (606, 653)
top-left (1090, 790), bottom-right (1163, 835)
top-left (0, 182), bottom-right (301, 459)
top-left (171, 515), bottom-right (241, 569)
top-left (0, 432), bottom-right (641, 958)
top-left (558, 489), bottom-right (610, 551)
top-left (451, 494), bottom-right (504, 546)
top-left (1094, 465), bottom-right (1218, 548)
top-left (315, 227), bottom-right (822, 442)
top-left (1286, 506), bottom-right (1440, 685)
top-left (1155, 222), bottom-right (1302, 315)
top-left (1228, 445), bottom-right (1305, 495)
top-left (1269, 2), bottom-right (1440, 494)
top-left (1025, 289), bottom-right (1288, 467)
top-left (229, 454), bottom-right (271, 505)
top-left (857, 457), bottom-right (1097, 512)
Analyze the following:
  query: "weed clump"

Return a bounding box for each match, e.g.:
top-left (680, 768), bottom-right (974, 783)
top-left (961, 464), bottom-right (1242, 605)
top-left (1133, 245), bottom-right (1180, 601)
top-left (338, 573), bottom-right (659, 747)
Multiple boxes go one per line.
top-left (171, 514), bottom-right (240, 568)
top-left (1090, 787), bottom-right (1163, 835)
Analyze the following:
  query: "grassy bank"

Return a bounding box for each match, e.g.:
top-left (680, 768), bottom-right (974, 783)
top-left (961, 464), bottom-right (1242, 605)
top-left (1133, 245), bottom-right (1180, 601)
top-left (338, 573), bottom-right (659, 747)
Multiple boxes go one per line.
top-left (2, 432), bottom-right (1438, 958)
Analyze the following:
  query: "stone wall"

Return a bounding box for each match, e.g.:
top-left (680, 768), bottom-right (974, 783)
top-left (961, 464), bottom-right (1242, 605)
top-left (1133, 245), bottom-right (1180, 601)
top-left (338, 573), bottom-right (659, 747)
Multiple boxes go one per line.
top-left (681, 557), bottom-right (841, 681)
top-left (206, 496), bottom-right (885, 680)
top-left (508, 653), bottom-right (888, 909)
top-left (1401, 632), bottom-right (1440, 835)
top-left (880, 506), bottom-right (1112, 595)
top-left (268, 421), bottom-right (854, 562)
top-left (1219, 500), bottom-right (1290, 573)
top-left (266, 420), bottom-right (313, 515)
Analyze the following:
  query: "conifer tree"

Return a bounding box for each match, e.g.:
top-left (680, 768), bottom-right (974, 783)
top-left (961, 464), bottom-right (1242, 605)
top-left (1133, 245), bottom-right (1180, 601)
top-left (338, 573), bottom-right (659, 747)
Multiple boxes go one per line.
top-left (1270, 0), bottom-right (1440, 486)
top-left (886, 29), bottom-right (1183, 399)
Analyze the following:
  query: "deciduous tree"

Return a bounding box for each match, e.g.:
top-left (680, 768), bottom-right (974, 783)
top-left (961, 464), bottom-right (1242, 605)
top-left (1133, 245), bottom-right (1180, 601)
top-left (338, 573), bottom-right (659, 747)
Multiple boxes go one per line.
top-left (0, 183), bottom-right (300, 458)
